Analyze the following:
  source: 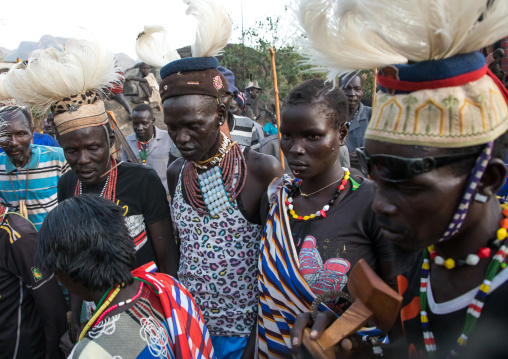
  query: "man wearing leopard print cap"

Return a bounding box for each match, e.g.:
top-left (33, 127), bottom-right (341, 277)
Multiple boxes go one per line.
top-left (4, 40), bottom-right (179, 340)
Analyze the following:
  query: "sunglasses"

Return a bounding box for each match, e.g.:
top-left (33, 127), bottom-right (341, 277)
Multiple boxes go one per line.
top-left (356, 147), bottom-right (479, 182)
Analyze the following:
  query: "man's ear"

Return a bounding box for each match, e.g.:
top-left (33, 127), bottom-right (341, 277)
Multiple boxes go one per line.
top-left (217, 103), bottom-right (228, 126)
top-left (108, 127), bottom-right (116, 149)
top-left (338, 123), bottom-right (349, 146)
top-left (477, 158), bottom-right (507, 198)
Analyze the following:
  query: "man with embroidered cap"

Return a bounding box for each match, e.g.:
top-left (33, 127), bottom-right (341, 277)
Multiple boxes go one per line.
top-left (137, 1), bottom-right (283, 357)
top-left (3, 40), bottom-right (179, 339)
top-left (290, 1), bottom-right (508, 358)
top-left (168, 66), bottom-right (263, 166)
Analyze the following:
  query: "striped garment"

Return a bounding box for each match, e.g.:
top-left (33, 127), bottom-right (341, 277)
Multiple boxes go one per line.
top-left (230, 115), bottom-right (262, 151)
top-left (71, 263), bottom-right (216, 359)
top-left (0, 145), bottom-right (68, 230)
top-left (257, 178), bottom-right (386, 358)
top-left (257, 177), bottom-right (330, 358)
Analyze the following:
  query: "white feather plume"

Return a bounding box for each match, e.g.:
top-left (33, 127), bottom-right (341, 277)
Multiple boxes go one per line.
top-left (296, 0), bottom-right (508, 79)
top-left (0, 73), bottom-right (12, 101)
top-left (184, 0), bottom-right (232, 57)
top-left (4, 40), bottom-right (120, 113)
top-left (136, 26), bottom-right (181, 68)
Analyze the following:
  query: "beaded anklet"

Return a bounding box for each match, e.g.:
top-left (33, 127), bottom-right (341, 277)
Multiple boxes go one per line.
top-left (419, 205), bottom-right (508, 357)
top-left (287, 170), bottom-right (350, 221)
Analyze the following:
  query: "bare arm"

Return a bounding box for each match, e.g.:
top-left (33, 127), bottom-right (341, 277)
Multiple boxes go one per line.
top-left (32, 276), bottom-right (67, 359)
top-left (147, 216), bottom-right (179, 277)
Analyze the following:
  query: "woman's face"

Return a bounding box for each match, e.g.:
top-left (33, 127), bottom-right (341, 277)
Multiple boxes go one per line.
top-left (280, 103), bottom-right (347, 179)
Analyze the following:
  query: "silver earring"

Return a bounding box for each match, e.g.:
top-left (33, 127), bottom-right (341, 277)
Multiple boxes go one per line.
top-left (474, 193), bottom-right (488, 203)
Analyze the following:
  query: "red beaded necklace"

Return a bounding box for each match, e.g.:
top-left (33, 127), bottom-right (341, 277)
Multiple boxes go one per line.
top-left (182, 136), bottom-right (247, 214)
top-left (74, 155), bottom-right (118, 201)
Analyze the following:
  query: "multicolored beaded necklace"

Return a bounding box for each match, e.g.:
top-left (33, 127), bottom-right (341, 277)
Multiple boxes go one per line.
top-left (137, 131), bottom-right (155, 165)
top-left (182, 132), bottom-right (247, 215)
top-left (79, 278), bottom-right (158, 341)
top-left (419, 205), bottom-right (508, 358)
top-left (287, 169), bottom-right (350, 221)
top-left (74, 155), bottom-right (119, 201)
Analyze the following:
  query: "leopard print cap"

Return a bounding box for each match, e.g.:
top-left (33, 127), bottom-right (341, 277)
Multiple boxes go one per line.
top-left (50, 90), bottom-right (100, 115)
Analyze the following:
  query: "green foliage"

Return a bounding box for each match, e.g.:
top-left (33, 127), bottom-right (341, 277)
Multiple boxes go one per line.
top-left (220, 15), bottom-right (326, 106)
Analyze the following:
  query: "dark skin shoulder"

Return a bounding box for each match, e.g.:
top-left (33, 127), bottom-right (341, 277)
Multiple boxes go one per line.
top-left (241, 150), bottom-right (284, 218)
top-left (166, 157), bottom-right (185, 198)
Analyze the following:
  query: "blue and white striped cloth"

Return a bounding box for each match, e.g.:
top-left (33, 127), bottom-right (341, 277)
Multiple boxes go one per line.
top-left (0, 144), bottom-right (68, 230)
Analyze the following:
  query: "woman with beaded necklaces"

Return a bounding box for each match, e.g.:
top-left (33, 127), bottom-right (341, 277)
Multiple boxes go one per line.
top-left (256, 78), bottom-right (395, 358)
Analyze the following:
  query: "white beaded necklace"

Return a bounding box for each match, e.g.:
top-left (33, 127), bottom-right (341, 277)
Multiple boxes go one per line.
top-left (79, 175), bottom-right (110, 197)
top-left (198, 166), bottom-right (233, 216)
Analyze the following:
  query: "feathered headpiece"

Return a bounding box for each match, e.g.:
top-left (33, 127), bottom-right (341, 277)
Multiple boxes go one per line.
top-left (4, 40), bottom-right (121, 135)
top-left (297, 0), bottom-right (508, 80)
top-left (296, 0), bottom-right (508, 148)
top-left (136, 26), bottom-right (181, 68)
top-left (297, 0), bottom-right (508, 244)
top-left (149, 0), bottom-right (232, 102)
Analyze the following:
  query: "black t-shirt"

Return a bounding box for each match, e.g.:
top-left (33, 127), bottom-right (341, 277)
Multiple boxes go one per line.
top-left (397, 254), bottom-right (508, 359)
top-left (0, 212), bottom-right (66, 359)
top-left (58, 162), bottom-right (170, 267)
top-left (261, 177), bottom-right (393, 313)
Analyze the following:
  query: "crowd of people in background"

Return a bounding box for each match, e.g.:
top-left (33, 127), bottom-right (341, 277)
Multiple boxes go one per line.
top-left (1, 1), bottom-right (508, 359)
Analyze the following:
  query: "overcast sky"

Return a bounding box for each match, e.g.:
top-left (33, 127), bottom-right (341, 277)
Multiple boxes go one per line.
top-left (0, 0), bottom-right (291, 59)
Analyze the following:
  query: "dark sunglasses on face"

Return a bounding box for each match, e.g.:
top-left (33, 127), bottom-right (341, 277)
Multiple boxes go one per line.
top-left (356, 147), bottom-right (479, 182)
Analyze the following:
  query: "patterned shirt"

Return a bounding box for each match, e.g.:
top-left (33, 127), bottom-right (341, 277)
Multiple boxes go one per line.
top-left (171, 157), bottom-right (262, 337)
top-left (0, 145), bottom-right (68, 230)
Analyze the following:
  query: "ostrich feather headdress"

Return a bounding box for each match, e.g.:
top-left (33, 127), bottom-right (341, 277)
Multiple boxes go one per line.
top-left (142, 0), bottom-right (233, 102)
top-left (296, 0), bottom-right (508, 148)
top-left (4, 40), bottom-right (121, 135)
top-left (136, 26), bottom-right (181, 68)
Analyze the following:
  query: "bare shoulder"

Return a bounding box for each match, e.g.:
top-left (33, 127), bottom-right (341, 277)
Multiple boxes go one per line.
top-left (167, 158), bottom-right (185, 193)
top-left (247, 150), bottom-right (284, 186)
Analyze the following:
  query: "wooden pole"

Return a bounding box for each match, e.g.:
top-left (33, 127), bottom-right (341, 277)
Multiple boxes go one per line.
top-left (269, 47), bottom-right (285, 170)
top-left (372, 68), bottom-right (378, 109)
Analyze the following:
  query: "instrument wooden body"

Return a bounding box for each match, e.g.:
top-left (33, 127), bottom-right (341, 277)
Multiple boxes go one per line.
top-left (301, 259), bottom-right (402, 358)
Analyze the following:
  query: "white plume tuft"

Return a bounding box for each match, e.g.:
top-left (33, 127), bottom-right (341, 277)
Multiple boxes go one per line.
top-left (136, 26), bottom-right (181, 68)
top-left (296, 0), bottom-right (508, 79)
top-left (4, 40), bottom-right (120, 113)
top-left (0, 73), bottom-right (12, 101)
top-left (184, 0), bottom-right (232, 57)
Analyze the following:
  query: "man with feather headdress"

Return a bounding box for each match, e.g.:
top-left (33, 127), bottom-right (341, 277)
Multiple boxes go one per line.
top-left (288, 1), bottom-right (508, 358)
top-left (137, 1), bottom-right (283, 358)
top-left (2, 40), bottom-right (180, 340)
